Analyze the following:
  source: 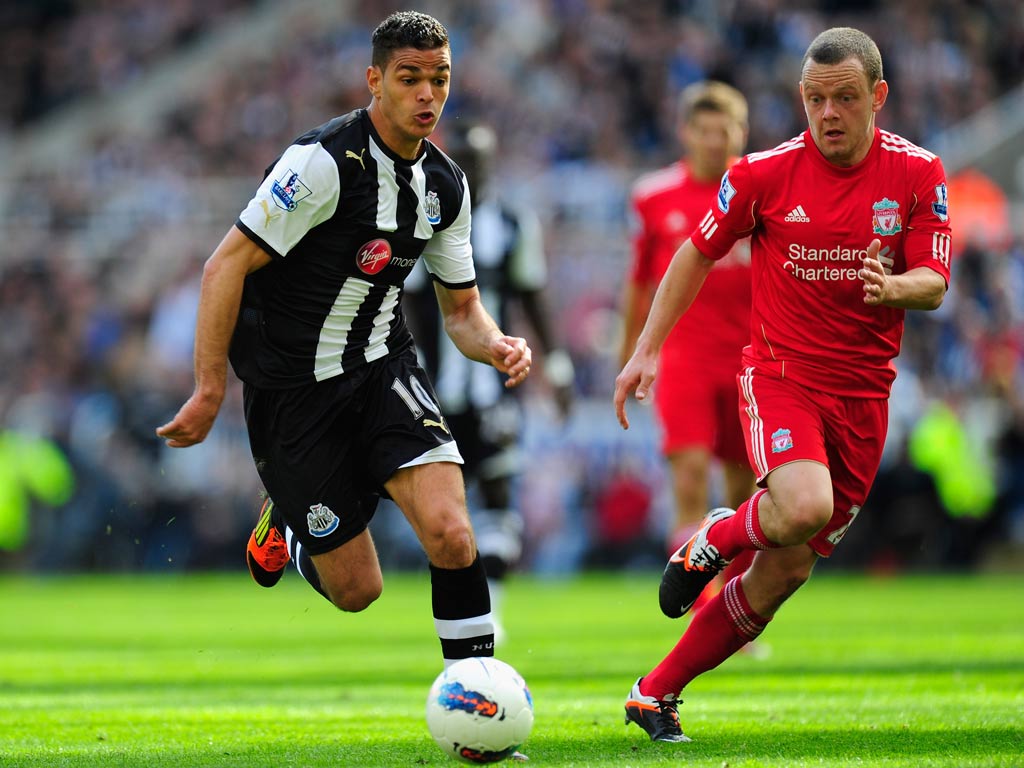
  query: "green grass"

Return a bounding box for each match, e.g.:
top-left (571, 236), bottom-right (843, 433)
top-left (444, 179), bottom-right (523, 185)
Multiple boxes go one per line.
top-left (0, 571), bottom-right (1021, 767)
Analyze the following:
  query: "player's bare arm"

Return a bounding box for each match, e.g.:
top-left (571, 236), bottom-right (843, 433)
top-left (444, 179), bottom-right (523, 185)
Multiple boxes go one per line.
top-left (859, 238), bottom-right (947, 310)
top-left (434, 283), bottom-right (532, 387)
top-left (156, 226), bottom-right (272, 447)
top-left (614, 238), bottom-right (714, 429)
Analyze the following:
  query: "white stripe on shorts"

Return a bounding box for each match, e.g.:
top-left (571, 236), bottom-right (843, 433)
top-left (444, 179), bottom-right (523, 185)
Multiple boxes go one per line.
top-left (399, 440), bottom-right (464, 469)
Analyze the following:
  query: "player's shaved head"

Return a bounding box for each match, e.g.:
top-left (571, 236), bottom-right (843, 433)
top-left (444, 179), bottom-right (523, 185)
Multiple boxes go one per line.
top-left (801, 27), bottom-right (883, 86)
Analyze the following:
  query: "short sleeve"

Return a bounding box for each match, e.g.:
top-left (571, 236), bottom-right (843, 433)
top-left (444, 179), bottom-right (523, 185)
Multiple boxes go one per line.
top-left (421, 173), bottom-right (475, 288)
top-left (237, 142), bottom-right (341, 259)
top-left (689, 162), bottom-right (757, 261)
top-left (904, 156), bottom-right (952, 284)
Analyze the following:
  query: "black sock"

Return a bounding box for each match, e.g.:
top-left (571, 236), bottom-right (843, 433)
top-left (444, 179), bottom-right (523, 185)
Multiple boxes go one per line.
top-left (430, 553), bottom-right (494, 666)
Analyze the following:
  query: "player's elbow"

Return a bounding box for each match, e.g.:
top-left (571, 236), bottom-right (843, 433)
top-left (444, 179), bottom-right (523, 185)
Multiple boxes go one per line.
top-left (921, 284), bottom-right (946, 311)
top-left (901, 272), bottom-right (947, 311)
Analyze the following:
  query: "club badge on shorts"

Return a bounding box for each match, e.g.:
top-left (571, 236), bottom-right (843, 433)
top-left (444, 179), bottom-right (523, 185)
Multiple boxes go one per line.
top-left (307, 503), bottom-right (340, 537)
top-left (771, 428), bottom-right (794, 454)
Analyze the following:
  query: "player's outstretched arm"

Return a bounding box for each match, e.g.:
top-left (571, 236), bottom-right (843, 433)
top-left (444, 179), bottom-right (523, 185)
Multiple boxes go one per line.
top-left (614, 238), bottom-right (714, 429)
top-left (859, 238), bottom-right (947, 310)
top-left (434, 283), bottom-right (532, 388)
top-left (156, 226), bottom-right (271, 447)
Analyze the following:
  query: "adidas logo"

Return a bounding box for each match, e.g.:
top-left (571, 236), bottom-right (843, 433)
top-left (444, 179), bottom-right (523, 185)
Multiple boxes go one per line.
top-left (784, 205), bottom-right (810, 223)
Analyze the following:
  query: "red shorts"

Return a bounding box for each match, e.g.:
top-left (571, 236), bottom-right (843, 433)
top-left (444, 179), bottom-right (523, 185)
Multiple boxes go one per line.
top-left (653, 355), bottom-right (747, 463)
top-left (737, 366), bottom-right (888, 557)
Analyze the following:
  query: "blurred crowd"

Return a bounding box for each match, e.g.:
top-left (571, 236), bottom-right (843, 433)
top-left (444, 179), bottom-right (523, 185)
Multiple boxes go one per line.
top-left (1, 0), bottom-right (1022, 573)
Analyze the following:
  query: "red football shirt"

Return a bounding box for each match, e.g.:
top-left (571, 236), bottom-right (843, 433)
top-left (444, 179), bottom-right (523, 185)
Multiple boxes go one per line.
top-left (691, 128), bottom-right (952, 398)
top-left (629, 161), bottom-right (751, 376)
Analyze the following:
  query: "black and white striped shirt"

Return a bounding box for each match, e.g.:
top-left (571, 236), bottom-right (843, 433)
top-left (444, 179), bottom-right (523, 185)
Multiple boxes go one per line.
top-left (230, 108), bottom-right (475, 389)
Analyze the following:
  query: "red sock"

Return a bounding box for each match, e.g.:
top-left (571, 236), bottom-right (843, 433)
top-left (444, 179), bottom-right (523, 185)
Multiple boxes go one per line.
top-left (721, 546), bottom-right (756, 580)
top-left (705, 489), bottom-right (775, 561)
top-left (692, 547), bottom-right (756, 613)
top-left (641, 576), bottom-right (770, 699)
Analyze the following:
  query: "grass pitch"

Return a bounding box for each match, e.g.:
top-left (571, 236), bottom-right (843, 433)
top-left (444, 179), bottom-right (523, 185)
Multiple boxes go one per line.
top-left (0, 570), bottom-right (1021, 767)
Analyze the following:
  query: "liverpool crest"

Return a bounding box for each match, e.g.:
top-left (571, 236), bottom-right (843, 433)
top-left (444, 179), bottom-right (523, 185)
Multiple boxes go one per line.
top-left (771, 428), bottom-right (793, 454)
top-left (871, 198), bottom-right (902, 236)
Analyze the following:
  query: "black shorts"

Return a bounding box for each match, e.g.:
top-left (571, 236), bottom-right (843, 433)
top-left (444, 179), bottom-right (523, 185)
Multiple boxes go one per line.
top-left (243, 348), bottom-right (463, 554)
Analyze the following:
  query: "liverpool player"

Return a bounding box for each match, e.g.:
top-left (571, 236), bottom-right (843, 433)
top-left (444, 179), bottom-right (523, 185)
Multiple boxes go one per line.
top-left (620, 81), bottom-right (757, 613)
top-left (616, 27), bottom-right (951, 742)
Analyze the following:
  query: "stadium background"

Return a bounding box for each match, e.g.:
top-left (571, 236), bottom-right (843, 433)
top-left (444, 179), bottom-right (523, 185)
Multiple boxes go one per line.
top-left (0, 0), bottom-right (1021, 577)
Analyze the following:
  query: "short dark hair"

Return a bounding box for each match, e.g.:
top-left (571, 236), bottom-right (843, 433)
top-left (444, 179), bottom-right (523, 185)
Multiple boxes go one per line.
top-left (371, 11), bottom-right (449, 71)
top-left (801, 27), bottom-right (883, 85)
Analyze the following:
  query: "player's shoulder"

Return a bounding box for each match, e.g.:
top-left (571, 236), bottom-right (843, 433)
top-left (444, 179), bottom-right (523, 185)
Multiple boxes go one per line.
top-left (421, 140), bottom-right (468, 198)
top-left (418, 140), bottom-right (469, 229)
top-left (631, 162), bottom-right (688, 203)
top-left (421, 139), bottom-right (464, 182)
top-left (297, 108), bottom-right (368, 157)
top-left (744, 133), bottom-right (807, 170)
top-left (877, 129), bottom-right (942, 168)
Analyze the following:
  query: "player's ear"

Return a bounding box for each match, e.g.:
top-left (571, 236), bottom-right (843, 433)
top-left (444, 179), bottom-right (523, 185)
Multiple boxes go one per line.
top-left (367, 65), bottom-right (382, 99)
top-left (872, 79), bottom-right (888, 113)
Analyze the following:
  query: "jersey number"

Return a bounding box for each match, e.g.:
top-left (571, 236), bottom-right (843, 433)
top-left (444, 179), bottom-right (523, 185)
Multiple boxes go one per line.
top-left (826, 505), bottom-right (861, 546)
top-left (391, 376), bottom-right (441, 419)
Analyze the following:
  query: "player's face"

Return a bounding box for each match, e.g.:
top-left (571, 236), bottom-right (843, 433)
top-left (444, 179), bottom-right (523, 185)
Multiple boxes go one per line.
top-left (367, 46), bottom-right (451, 159)
top-left (800, 57), bottom-right (888, 167)
top-left (681, 110), bottom-right (746, 181)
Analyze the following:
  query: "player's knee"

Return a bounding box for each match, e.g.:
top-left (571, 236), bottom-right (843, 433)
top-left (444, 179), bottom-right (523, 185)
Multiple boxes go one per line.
top-left (420, 510), bottom-right (476, 567)
top-left (779, 490), bottom-right (833, 541)
top-left (327, 576), bottom-right (383, 613)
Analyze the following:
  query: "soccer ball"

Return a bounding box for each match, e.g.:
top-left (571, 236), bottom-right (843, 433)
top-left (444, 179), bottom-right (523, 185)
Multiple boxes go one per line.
top-left (426, 657), bottom-right (534, 763)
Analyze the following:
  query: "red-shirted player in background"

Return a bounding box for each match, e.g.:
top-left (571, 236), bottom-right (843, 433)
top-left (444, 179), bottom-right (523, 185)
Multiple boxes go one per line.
top-left (616, 27), bottom-right (952, 742)
top-left (620, 81), bottom-right (757, 614)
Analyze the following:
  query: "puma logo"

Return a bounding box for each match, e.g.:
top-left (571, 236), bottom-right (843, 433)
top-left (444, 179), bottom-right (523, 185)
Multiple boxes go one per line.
top-left (345, 148), bottom-right (367, 170)
top-left (422, 417), bottom-right (449, 434)
top-left (260, 199), bottom-right (281, 228)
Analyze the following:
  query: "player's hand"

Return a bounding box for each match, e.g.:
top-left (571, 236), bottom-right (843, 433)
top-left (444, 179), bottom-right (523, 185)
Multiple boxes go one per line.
top-left (613, 349), bottom-right (657, 430)
top-left (491, 335), bottom-right (532, 388)
top-left (859, 239), bottom-right (889, 306)
top-left (155, 391), bottom-right (222, 447)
